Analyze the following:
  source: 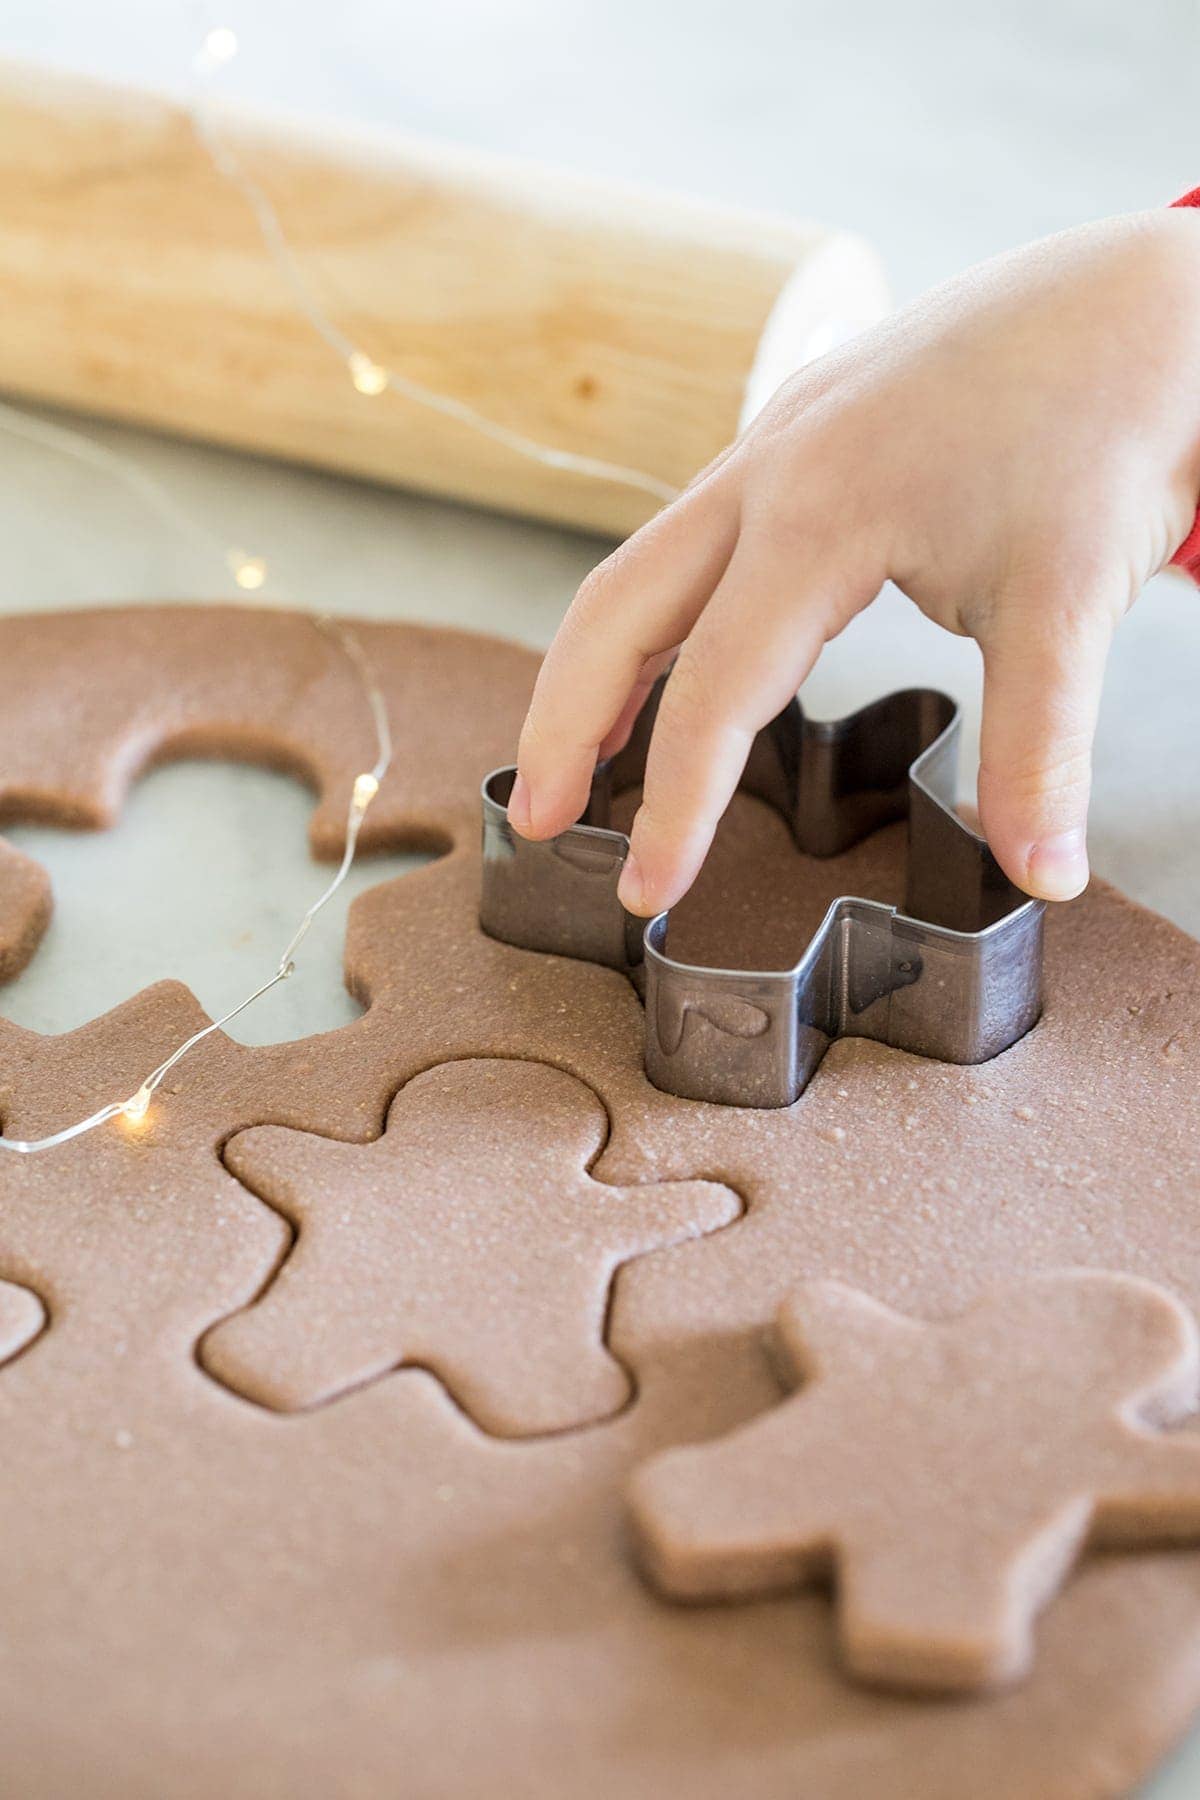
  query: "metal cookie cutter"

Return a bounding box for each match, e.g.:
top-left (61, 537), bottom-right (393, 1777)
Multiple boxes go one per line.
top-left (480, 681), bottom-right (1044, 1108)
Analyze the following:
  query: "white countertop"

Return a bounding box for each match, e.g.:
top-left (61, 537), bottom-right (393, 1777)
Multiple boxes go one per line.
top-left (0, 3), bottom-right (1196, 1793)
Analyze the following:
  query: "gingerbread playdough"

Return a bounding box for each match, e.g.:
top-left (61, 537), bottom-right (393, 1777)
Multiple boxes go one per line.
top-left (631, 1272), bottom-right (1200, 1693)
top-left (0, 605), bottom-right (1196, 1800)
top-left (203, 1059), bottom-right (739, 1435)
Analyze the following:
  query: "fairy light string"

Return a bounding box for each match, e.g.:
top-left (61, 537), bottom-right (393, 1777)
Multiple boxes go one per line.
top-left (188, 19), bottom-right (681, 507)
top-left (0, 398), bottom-right (268, 594)
top-left (1, 11), bottom-right (672, 1152)
top-left (0, 610), bottom-right (392, 1156)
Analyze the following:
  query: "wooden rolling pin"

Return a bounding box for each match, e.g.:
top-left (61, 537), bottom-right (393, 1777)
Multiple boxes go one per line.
top-left (0, 61), bottom-right (888, 536)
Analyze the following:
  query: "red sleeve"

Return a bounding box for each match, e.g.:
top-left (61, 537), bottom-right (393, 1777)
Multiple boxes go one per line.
top-left (1169, 188), bottom-right (1200, 578)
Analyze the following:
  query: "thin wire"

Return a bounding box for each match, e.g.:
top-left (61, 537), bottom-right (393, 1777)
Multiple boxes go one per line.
top-left (188, 73), bottom-right (681, 507)
top-left (0, 9), bottom-right (676, 1153)
top-left (0, 397), bottom-right (239, 574)
top-left (0, 614), bottom-right (393, 1154)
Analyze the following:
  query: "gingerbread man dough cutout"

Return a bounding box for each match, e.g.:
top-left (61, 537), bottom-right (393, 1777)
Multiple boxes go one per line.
top-left (629, 1271), bottom-right (1200, 1694)
top-left (202, 1058), bottom-right (740, 1437)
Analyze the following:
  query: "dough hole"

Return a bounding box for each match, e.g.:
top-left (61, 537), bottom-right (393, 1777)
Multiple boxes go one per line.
top-left (0, 759), bottom-right (436, 1044)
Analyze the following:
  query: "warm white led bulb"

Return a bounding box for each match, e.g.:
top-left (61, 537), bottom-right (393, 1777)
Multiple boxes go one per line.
top-left (203, 26), bottom-right (239, 64)
top-left (121, 1085), bottom-right (152, 1125)
top-left (228, 550), bottom-right (268, 592)
top-left (352, 771), bottom-right (380, 808)
top-left (349, 353), bottom-right (389, 397)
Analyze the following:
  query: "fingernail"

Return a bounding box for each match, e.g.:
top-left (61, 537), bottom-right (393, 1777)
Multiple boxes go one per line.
top-left (618, 852), bottom-right (645, 914)
top-left (507, 773), bottom-right (532, 834)
top-left (1026, 830), bottom-right (1089, 901)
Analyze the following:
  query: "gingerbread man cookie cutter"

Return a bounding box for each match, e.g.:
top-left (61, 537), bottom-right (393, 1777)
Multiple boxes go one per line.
top-left (480, 679), bottom-right (1044, 1108)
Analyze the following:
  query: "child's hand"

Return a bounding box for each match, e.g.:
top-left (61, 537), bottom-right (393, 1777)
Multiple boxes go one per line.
top-left (508, 209), bottom-right (1200, 914)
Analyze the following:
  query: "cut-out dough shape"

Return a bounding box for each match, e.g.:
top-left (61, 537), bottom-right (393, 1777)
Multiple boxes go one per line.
top-left (202, 1059), bottom-right (741, 1436)
top-left (0, 841), bottom-right (50, 982)
top-left (629, 1271), bottom-right (1200, 1694)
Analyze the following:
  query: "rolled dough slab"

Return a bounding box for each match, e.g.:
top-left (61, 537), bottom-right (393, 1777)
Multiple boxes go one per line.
top-left (0, 606), bottom-right (1196, 1800)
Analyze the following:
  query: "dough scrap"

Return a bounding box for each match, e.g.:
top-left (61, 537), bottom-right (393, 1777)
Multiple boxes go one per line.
top-left (0, 840), bottom-right (50, 982)
top-left (203, 1058), bottom-right (741, 1436)
top-left (631, 1271), bottom-right (1200, 1693)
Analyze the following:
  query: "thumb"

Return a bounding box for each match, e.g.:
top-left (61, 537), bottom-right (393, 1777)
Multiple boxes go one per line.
top-left (976, 600), bottom-right (1114, 902)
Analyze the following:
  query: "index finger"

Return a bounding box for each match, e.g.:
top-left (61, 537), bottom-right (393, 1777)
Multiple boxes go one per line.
top-left (511, 477), bottom-right (738, 839)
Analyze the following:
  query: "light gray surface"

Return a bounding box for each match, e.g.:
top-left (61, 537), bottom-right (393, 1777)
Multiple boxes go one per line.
top-left (2, 763), bottom-right (432, 1045)
top-left (0, 4), bottom-right (1196, 1794)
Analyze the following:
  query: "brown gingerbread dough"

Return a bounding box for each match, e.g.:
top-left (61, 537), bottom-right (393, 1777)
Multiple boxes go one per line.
top-left (631, 1272), bottom-right (1200, 1694)
top-left (203, 1059), bottom-right (740, 1435)
top-left (0, 839), bottom-right (50, 981)
top-left (0, 605), bottom-right (1196, 1800)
